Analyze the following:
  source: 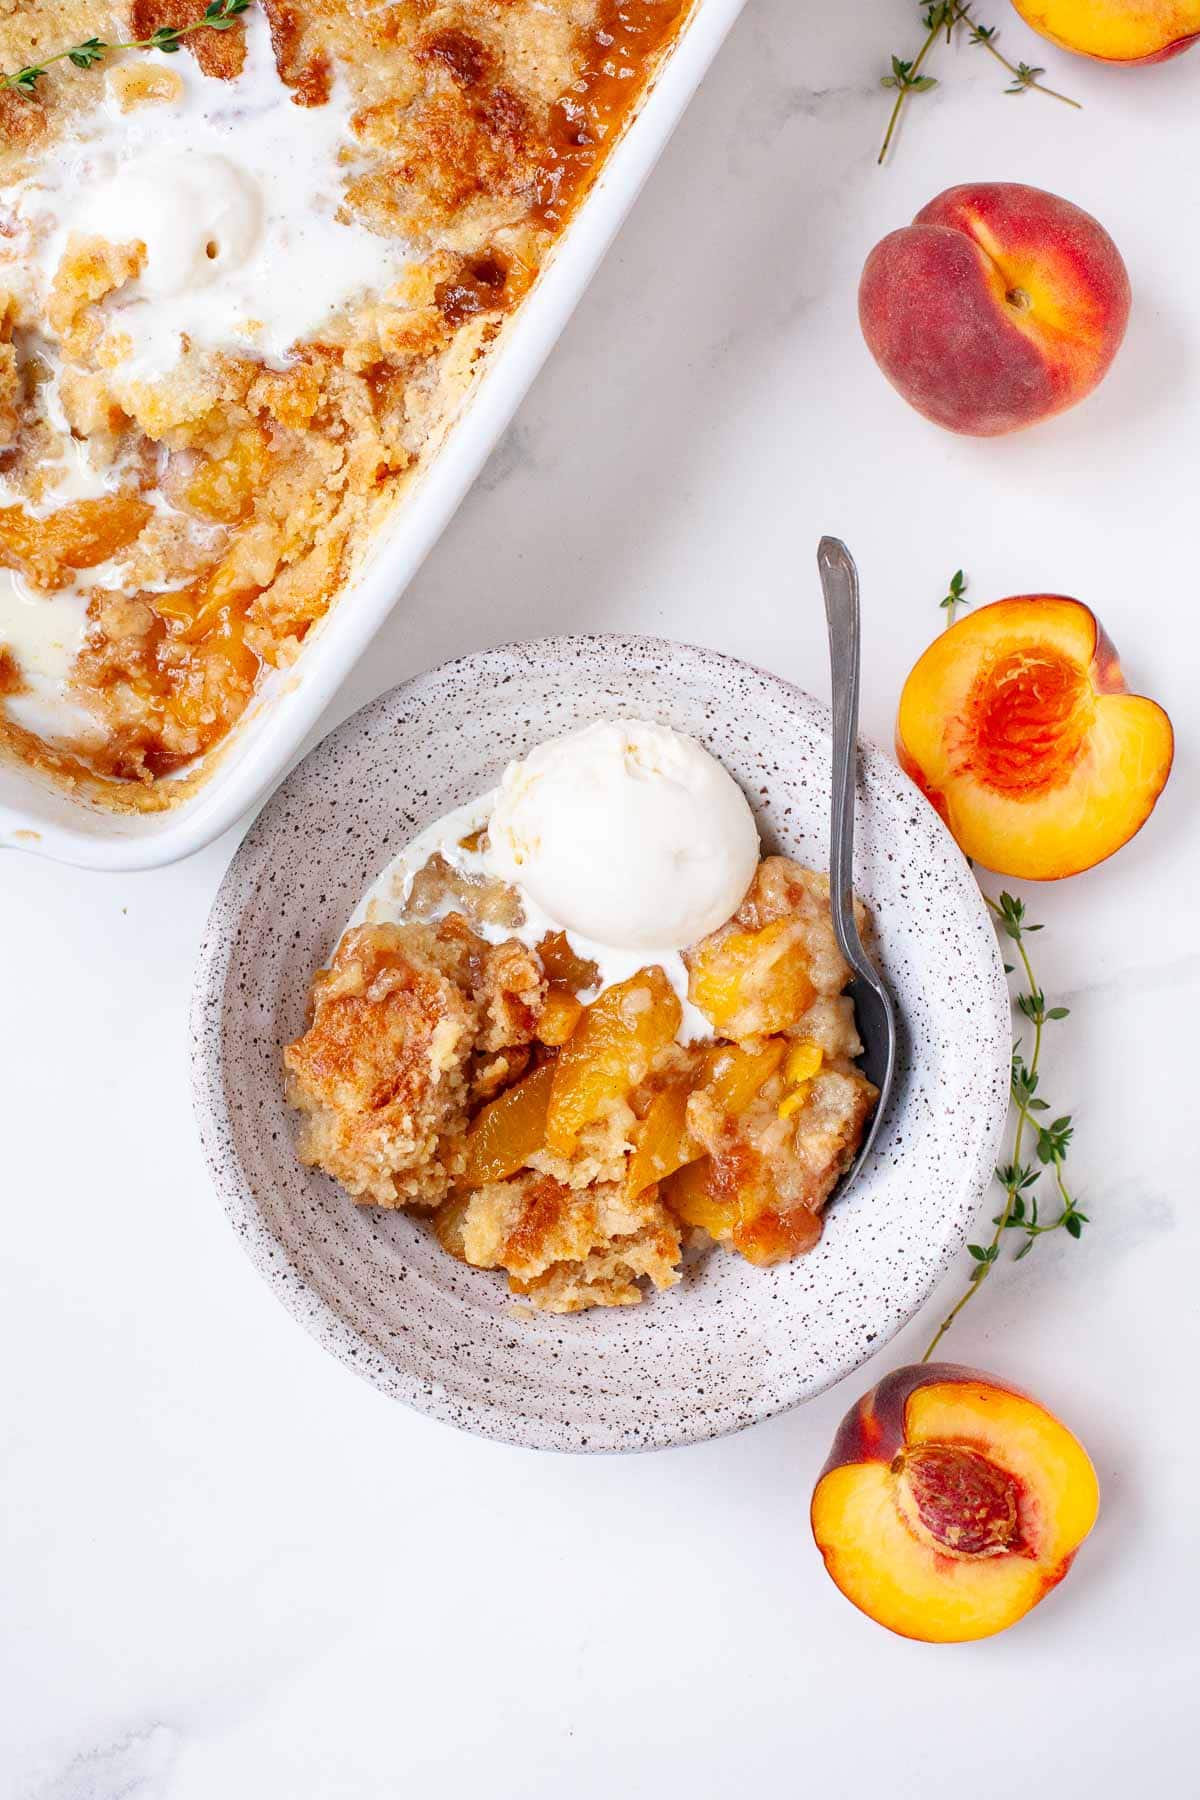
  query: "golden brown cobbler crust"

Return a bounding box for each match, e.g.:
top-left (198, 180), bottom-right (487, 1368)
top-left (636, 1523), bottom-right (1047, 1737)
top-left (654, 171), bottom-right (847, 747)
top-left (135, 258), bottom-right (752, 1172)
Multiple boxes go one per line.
top-left (437, 1171), bottom-right (682, 1312)
top-left (0, 0), bottom-right (691, 802)
top-left (128, 0), bottom-right (250, 80)
top-left (284, 855), bottom-right (879, 1313)
top-left (283, 914), bottom-right (546, 1206)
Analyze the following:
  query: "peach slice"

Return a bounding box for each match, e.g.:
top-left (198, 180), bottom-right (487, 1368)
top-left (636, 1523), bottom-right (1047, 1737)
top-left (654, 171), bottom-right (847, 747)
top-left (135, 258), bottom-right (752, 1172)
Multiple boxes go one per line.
top-left (178, 427), bottom-right (270, 524)
top-left (626, 1040), bottom-right (789, 1200)
top-left (859, 183), bottom-right (1131, 436)
top-left (703, 1038), bottom-right (790, 1114)
top-left (897, 595), bottom-right (1173, 879)
top-left (662, 1144), bottom-right (719, 1231)
top-left (0, 495), bottom-right (152, 588)
top-left (662, 1155), bottom-right (730, 1240)
top-left (687, 920), bottom-right (815, 1040)
top-left (661, 1140), bottom-right (823, 1266)
top-left (545, 967), bottom-right (681, 1157)
top-left (535, 931), bottom-right (600, 994)
top-left (459, 1062), bottom-right (554, 1188)
top-left (626, 1077), bottom-right (695, 1199)
top-left (1011, 0), bottom-right (1200, 63)
top-left (811, 1363), bottom-right (1099, 1642)
top-left (536, 988), bottom-right (584, 1047)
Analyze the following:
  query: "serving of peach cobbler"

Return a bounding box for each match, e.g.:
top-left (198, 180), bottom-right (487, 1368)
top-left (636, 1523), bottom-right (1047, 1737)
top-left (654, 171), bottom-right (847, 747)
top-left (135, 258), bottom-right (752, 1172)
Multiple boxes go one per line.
top-left (283, 723), bottom-right (880, 1314)
top-left (0, 0), bottom-right (690, 806)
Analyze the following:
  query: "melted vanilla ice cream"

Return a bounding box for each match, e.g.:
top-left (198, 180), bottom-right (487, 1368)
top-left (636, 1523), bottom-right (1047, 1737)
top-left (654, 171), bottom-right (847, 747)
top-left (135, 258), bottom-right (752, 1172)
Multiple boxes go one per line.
top-left (75, 149), bottom-right (263, 304)
top-left (6, 8), bottom-right (409, 381)
top-left (485, 720), bottom-right (760, 952)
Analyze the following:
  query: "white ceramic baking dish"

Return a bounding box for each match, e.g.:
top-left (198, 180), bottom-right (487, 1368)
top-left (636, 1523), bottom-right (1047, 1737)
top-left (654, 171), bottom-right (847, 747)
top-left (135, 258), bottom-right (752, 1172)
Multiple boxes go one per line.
top-left (0, 0), bottom-right (747, 872)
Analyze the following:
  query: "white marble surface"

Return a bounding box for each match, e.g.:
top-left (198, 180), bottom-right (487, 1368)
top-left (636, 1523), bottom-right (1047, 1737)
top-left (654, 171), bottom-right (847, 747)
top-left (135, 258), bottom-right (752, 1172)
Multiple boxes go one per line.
top-left (3, 3), bottom-right (1198, 1794)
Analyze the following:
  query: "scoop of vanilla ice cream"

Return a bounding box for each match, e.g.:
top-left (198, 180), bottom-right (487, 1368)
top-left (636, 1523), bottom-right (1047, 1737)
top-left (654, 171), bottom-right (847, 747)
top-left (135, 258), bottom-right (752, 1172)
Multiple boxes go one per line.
top-left (485, 721), bottom-right (760, 951)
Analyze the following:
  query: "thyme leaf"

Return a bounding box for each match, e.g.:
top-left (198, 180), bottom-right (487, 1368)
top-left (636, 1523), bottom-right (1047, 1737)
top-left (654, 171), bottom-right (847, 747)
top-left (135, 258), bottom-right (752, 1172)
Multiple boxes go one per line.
top-left (940, 568), bottom-right (969, 621)
top-left (921, 888), bottom-right (1088, 1361)
top-left (878, 1), bottom-right (1080, 165)
top-left (2, 0), bottom-right (251, 98)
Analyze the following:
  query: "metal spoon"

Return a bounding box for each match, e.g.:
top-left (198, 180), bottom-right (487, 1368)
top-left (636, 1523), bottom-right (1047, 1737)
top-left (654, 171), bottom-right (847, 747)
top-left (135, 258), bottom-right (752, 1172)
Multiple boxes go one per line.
top-left (817, 535), bottom-right (898, 1193)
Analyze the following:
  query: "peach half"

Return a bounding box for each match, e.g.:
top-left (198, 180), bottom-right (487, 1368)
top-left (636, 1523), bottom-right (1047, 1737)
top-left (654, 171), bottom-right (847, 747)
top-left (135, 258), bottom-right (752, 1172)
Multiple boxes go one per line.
top-left (859, 183), bottom-right (1131, 436)
top-left (896, 596), bottom-right (1173, 880)
top-left (1011, 0), bottom-right (1200, 64)
top-left (811, 1363), bottom-right (1099, 1642)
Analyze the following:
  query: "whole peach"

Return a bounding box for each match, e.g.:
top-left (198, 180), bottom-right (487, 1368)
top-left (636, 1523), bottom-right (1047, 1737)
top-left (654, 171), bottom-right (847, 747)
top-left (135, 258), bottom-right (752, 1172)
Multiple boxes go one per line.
top-left (859, 182), bottom-right (1132, 436)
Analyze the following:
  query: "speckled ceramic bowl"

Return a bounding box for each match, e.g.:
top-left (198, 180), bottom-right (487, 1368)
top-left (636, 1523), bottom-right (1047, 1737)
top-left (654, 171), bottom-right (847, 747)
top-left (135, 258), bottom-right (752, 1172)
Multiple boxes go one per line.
top-left (191, 636), bottom-right (1010, 1453)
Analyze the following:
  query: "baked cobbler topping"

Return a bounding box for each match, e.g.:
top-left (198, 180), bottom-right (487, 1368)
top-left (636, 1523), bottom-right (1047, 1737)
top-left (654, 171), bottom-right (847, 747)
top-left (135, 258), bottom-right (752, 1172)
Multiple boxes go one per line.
top-left (0, 0), bottom-right (690, 804)
top-left (284, 726), bottom-right (880, 1314)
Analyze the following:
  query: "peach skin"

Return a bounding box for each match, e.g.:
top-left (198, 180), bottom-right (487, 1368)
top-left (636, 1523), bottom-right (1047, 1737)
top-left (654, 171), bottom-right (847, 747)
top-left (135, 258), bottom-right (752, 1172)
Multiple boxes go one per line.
top-left (811, 1363), bottom-right (1100, 1643)
top-left (859, 183), bottom-right (1131, 435)
top-left (896, 596), bottom-right (1173, 880)
top-left (1011, 0), bottom-right (1200, 63)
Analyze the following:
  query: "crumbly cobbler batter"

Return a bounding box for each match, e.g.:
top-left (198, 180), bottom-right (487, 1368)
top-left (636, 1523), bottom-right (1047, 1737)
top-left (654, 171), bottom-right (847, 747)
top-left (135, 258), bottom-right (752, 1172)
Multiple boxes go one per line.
top-left (285, 855), bottom-right (879, 1314)
top-left (0, 0), bottom-right (690, 805)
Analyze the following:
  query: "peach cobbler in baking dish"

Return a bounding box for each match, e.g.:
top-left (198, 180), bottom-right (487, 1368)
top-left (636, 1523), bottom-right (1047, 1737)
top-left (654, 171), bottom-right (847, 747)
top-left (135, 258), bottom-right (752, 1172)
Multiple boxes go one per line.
top-left (0, 0), bottom-right (690, 806)
top-left (284, 722), bottom-right (879, 1313)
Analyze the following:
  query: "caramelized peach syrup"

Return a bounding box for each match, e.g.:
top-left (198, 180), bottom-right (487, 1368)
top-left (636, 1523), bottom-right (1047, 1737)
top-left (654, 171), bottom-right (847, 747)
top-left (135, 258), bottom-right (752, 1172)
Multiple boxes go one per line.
top-left (535, 0), bottom-right (691, 227)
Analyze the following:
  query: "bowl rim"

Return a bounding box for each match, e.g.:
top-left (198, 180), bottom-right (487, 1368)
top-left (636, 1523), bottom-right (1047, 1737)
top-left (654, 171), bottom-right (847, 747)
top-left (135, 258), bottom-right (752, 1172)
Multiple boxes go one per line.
top-left (190, 632), bottom-right (1012, 1452)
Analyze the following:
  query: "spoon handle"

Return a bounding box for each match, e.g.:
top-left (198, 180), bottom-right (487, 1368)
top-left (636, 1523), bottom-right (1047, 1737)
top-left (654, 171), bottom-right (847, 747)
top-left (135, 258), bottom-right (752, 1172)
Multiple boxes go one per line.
top-left (817, 535), bottom-right (866, 971)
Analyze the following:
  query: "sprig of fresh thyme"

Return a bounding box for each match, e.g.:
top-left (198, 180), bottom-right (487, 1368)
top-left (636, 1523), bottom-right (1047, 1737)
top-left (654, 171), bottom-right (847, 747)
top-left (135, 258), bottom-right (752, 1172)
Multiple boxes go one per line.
top-left (879, 1), bottom-right (1080, 165)
top-left (940, 568), bottom-right (968, 621)
top-left (921, 891), bottom-right (1087, 1359)
top-left (1, 0), bottom-right (251, 99)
